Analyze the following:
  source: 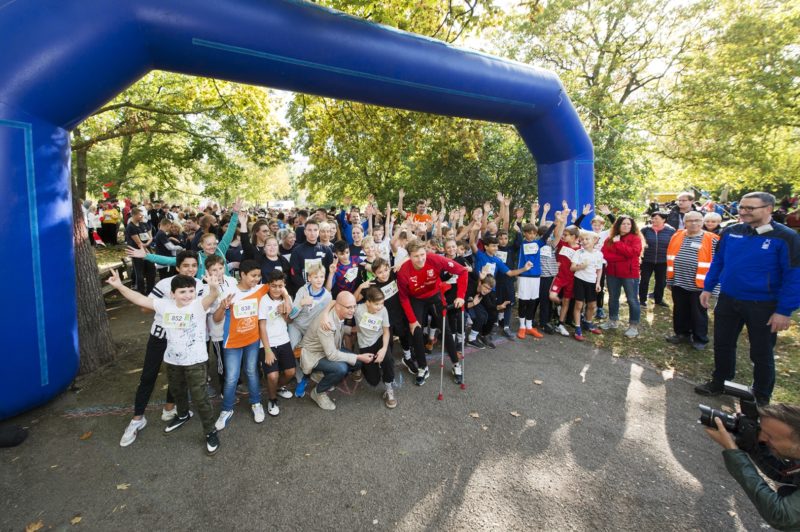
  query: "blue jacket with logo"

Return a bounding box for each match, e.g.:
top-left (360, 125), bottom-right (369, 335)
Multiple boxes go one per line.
top-left (704, 221), bottom-right (800, 316)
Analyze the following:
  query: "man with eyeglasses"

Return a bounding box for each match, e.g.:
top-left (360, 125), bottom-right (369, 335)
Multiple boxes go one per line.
top-left (666, 191), bottom-right (698, 230)
top-left (695, 192), bottom-right (800, 405)
top-left (299, 291), bottom-right (374, 410)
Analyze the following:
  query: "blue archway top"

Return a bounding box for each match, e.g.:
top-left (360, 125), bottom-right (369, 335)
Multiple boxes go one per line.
top-left (0, 0), bottom-right (593, 419)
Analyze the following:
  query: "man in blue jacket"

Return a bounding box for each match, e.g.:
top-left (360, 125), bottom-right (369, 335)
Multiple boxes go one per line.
top-left (695, 192), bottom-right (800, 404)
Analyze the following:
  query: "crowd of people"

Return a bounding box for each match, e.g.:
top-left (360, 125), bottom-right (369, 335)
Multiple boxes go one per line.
top-left (93, 188), bottom-right (799, 464)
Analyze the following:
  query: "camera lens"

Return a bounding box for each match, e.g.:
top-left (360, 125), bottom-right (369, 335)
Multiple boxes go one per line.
top-left (698, 405), bottom-right (739, 432)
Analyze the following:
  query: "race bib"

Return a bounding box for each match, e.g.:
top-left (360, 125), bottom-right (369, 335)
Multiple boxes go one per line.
top-left (495, 250), bottom-right (508, 262)
top-left (233, 300), bottom-right (258, 319)
top-left (304, 258), bottom-right (322, 272)
top-left (690, 242), bottom-right (702, 249)
top-left (138, 232), bottom-right (151, 242)
top-left (381, 281), bottom-right (399, 299)
top-left (559, 247), bottom-right (576, 260)
top-left (523, 242), bottom-right (540, 255)
top-left (267, 305), bottom-right (281, 321)
top-left (540, 246), bottom-right (553, 258)
top-left (344, 267), bottom-right (358, 282)
top-left (484, 263), bottom-right (497, 276)
top-left (359, 313), bottom-right (383, 332)
top-left (446, 274), bottom-right (458, 285)
top-left (163, 312), bottom-right (192, 329)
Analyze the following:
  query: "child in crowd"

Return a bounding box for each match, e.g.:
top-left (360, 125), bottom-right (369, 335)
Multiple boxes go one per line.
top-left (203, 255), bottom-right (237, 396)
top-left (289, 263), bottom-right (333, 397)
top-left (466, 275), bottom-right (509, 350)
top-left (549, 225), bottom-right (582, 336)
top-left (353, 287), bottom-right (397, 408)
top-left (570, 231), bottom-right (605, 341)
top-left (107, 269), bottom-right (222, 456)
top-left (258, 270), bottom-right (296, 416)
top-left (327, 240), bottom-right (364, 297)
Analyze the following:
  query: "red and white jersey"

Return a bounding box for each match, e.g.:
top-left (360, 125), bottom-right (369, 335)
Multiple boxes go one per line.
top-left (396, 253), bottom-right (467, 323)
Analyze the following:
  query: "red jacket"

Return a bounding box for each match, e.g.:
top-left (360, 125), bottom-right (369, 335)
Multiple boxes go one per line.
top-left (397, 253), bottom-right (467, 323)
top-left (602, 233), bottom-right (643, 279)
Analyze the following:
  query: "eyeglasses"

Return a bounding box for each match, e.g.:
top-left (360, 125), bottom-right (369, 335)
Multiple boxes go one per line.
top-left (738, 205), bottom-right (769, 213)
top-left (337, 303), bottom-right (356, 310)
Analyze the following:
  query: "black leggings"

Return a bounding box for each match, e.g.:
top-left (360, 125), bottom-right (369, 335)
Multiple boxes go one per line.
top-left (133, 334), bottom-right (175, 416)
top-left (409, 295), bottom-right (457, 369)
top-left (360, 337), bottom-right (395, 385)
top-left (537, 277), bottom-right (554, 327)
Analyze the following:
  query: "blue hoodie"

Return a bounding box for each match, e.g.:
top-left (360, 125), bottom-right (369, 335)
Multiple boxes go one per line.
top-left (704, 221), bottom-right (800, 316)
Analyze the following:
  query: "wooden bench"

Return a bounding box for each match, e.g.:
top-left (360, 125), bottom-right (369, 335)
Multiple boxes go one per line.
top-left (99, 257), bottom-right (133, 297)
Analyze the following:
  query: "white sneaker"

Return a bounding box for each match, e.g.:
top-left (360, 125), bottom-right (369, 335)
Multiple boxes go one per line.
top-left (310, 388), bottom-right (336, 410)
top-left (383, 388), bottom-right (397, 409)
top-left (276, 387), bottom-right (293, 399)
top-left (251, 403), bottom-right (265, 423)
top-left (215, 410), bottom-right (234, 431)
top-left (624, 326), bottom-right (639, 338)
top-left (161, 408), bottom-right (178, 421)
top-left (120, 417), bottom-right (147, 447)
top-left (600, 320), bottom-right (619, 330)
top-left (556, 324), bottom-right (570, 337)
top-left (267, 399), bottom-right (280, 416)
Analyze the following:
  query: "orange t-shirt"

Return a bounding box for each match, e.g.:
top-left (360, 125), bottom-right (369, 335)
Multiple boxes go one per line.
top-left (221, 284), bottom-right (270, 348)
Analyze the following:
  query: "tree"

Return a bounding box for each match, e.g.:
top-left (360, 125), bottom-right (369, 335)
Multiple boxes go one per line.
top-left (653, 0), bottom-right (800, 196)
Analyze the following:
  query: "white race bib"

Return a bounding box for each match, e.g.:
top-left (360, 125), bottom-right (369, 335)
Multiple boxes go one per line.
top-left (484, 262), bottom-right (497, 276)
top-left (446, 274), bottom-right (458, 285)
top-left (163, 312), bottom-right (192, 329)
top-left (380, 281), bottom-right (399, 299)
top-left (559, 246), bottom-right (576, 260)
top-left (540, 246), bottom-right (553, 258)
top-left (233, 300), bottom-right (258, 319)
top-left (690, 242), bottom-right (702, 249)
top-left (523, 242), bottom-right (539, 255)
top-left (304, 258), bottom-right (322, 272)
top-left (138, 232), bottom-right (151, 242)
top-left (344, 267), bottom-right (358, 282)
top-left (359, 313), bottom-right (383, 332)
top-left (495, 250), bottom-right (508, 262)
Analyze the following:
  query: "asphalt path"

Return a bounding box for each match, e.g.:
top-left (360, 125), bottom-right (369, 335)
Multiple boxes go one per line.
top-left (0, 300), bottom-right (776, 531)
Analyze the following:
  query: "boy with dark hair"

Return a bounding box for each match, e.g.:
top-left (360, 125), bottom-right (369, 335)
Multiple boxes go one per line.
top-left (107, 269), bottom-right (222, 455)
top-left (326, 240), bottom-right (364, 297)
top-left (258, 270), bottom-right (296, 415)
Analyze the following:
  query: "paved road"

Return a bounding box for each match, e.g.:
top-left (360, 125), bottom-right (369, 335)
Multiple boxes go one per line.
top-left (0, 300), bottom-right (774, 531)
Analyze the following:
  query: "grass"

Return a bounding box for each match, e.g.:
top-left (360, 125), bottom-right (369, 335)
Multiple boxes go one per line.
top-left (94, 245), bottom-right (128, 269)
top-left (585, 288), bottom-right (800, 404)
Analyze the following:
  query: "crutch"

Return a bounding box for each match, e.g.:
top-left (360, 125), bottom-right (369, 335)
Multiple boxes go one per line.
top-left (437, 306), bottom-right (447, 401)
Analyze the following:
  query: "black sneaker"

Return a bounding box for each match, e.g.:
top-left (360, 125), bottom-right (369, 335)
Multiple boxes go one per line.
top-left (543, 323), bottom-right (556, 335)
top-left (415, 366), bottom-right (430, 386)
top-left (164, 411), bottom-right (193, 433)
top-left (479, 335), bottom-right (496, 349)
top-left (501, 328), bottom-right (515, 341)
top-left (206, 430), bottom-right (220, 455)
top-left (467, 338), bottom-right (485, 349)
top-left (665, 334), bottom-right (690, 344)
top-left (401, 357), bottom-right (419, 375)
top-left (694, 380), bottom-right (724, 396)
top-left (691, 342), bottom-right (708, 351)
top-left (452, 362), bottom-right (463, 385)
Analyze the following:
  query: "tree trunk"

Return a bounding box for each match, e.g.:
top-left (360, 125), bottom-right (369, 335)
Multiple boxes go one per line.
top-left (73, 128), bottom-right (89, 200)
top-left (72, 196), bottom-right (116, 374)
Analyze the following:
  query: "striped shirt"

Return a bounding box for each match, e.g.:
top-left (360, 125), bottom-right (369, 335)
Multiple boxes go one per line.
top-left (669, 234), bottom-right (719, 292)
top-left (540, 238), bottom-right (559, 278)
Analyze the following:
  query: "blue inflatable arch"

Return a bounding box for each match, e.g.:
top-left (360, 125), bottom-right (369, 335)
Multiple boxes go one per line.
top-left (0, 0), bottom-right (593, 419)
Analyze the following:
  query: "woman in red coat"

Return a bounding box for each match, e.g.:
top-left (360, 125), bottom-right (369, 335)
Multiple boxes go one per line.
top-left (601, 215), bottom-right (644, 337)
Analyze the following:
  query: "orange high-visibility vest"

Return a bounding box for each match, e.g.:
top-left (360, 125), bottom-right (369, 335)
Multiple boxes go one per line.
top-left (666, 230), bottom-right (718, 289)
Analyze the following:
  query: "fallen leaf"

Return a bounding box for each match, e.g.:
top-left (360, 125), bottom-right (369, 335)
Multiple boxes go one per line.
top-left (70, 515), bottom-right (82, 525)
top-left (304, 453), bottom-right (310, 457)
top-left (50, 464), bottom-right (59, 469)
top-left (574, 417), bottom-right (582, 423)
top-left (360, 490), bottom-right (367, 496)
top-left (373, 519), bottom-right (379, 525)
top-left (727, 510), bottom-right (737, 517)
top-left (481, 425), bottom-right (488, 431)
top-left (25, 520), bottom-right (44, 532)
top-left (79, 431), bottom-right (93, 441)
top-left (469, 412), bottom-right (480, 419)
top-left (510, 411), bottom-right (521, 417)
top-left (533, 379), bottom-right (543, 385)
top-left (116, 483), bottom-right (130, 490)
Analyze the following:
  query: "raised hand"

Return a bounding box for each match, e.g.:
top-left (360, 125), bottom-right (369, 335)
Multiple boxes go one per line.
top-left (232, 197), bottom-right (244, 214)
top-left (126, 246), bottom-right (146, 259)
top-left (582, 204), bottom-right (592, 216)
top-left (106, 269), bottom-right (123, 288)
top-left (598, 204), bottom-right (611, 216)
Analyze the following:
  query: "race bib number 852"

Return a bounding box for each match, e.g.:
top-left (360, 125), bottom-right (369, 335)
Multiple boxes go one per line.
top-left (163, 312), bottom-right (192, 329)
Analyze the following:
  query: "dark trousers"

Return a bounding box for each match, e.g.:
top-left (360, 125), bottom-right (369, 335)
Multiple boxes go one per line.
top-left (166, 362), bottom-right (215, 434)
top-left (537, 276), bottom-right (554, 327)
top-left (640, 262), bottom-right (667, 304)
top-left (409, 294), bottom-right (457, 369)
top-left (360, 337), bottom-right (395, 385)
top-left (471, 293), bottom-right (498, 336)
top-left (132, 257), bottom-right (157, 295)
top-left (670, 286), bottom-right (709, 344)
top-left (133, 334), bottom-right (175, 416)
top-left (597, 267), bottom-right (607, 309)
top-left (712, 293), bottom-right (778, 400)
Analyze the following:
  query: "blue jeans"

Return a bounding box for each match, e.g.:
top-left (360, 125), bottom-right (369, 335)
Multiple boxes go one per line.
top-left (222, 342), bottom-right (261, 411)
top-left (314, 357), bottom-right (361, 394)
top-left (606, 276), bottom-right (641, 324)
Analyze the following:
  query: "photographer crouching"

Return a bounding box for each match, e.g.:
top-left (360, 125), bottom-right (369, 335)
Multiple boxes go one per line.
top-left (705, 402), bottom-right (800, 530)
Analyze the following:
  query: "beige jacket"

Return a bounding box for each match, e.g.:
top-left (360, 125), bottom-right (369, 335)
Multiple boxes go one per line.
top-left (300, 308), bottom-right (357, 374)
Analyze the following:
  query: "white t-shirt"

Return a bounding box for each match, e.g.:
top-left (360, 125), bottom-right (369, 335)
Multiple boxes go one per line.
top-left (148, 276), bottom-right (204, 339)
top-left (571, 249), bottom-right (605, 283)
top-left (206, 276), bottom-right (237, 342)
top-left (354, 304), bottom-right (390, 349)
top-left (258, 293), bottom-right (291, 347)
top-left (152, 298), bottom-right (209, 366)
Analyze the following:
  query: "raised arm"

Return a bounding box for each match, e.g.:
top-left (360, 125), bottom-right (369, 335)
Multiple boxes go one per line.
top-left (106, 270), bottom-right (155, 310)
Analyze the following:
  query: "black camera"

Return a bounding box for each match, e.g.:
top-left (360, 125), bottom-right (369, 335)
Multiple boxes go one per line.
top-left (698, 381), bottom-right (759, 434)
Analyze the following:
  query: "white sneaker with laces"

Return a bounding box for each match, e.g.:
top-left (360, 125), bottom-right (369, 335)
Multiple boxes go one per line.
top-left (215, 410), bottom-right (234, 431)
top-left (252, 403), bottom-right (265, 423)
top-left (624, 326), bottom-right (639, 338)
top-left (120, 417), bottom-right (147, 447)
top-left (310, 388), bottom-right (336, 410)
top-left (161, 408), bottom-right (178, 422)
top-left (556, 324), bottom-right (570, 337)
top-left (276, 387), bottom-right (293, 399)
top-left (600, 320), bottom-right (619, 330)
top-left (267, 400), bottom-right (280, 417)
top-left (383, 388), bottom-right (397, 409)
